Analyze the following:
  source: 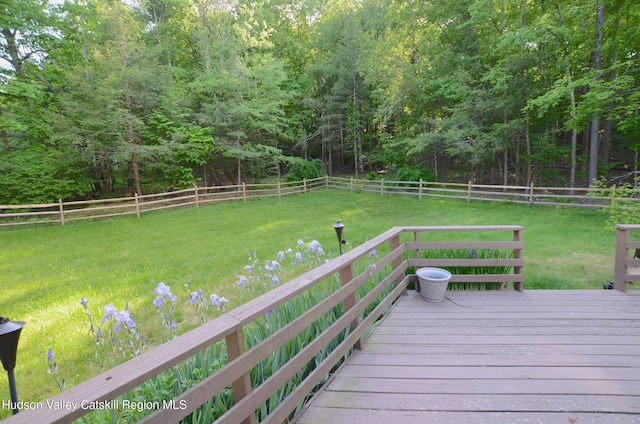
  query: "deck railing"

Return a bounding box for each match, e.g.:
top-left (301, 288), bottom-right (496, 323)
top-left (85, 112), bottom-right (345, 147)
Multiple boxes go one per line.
top-left (1, 176), bottom-right (637, 227)
top-left (3, 226), bottom-right (524, 424)
top-left (614, 224), bottom-right (640, 292)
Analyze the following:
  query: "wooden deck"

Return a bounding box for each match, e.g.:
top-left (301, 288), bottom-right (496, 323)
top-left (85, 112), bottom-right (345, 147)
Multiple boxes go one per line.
top-left (294, 290), bottom-right (640, 424)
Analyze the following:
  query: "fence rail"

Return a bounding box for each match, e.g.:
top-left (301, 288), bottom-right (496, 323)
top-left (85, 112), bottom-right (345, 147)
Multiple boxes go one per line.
top-left (2, 225), bottom-right (524, 424)
top-left (1, 176), bottom-right (638, 227)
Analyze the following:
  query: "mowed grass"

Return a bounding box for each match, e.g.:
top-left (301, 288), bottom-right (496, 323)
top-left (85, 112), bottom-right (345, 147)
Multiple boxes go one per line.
top-left (0, 189), bottom-right (619, 412)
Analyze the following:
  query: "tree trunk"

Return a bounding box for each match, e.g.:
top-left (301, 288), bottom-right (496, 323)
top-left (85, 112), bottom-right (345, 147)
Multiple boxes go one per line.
top-left (556, 0), bottom-right (578, 191)
top-left (588, 0), bottom-right (604, 185)
top-left (131, 152), bottom-right (143, 196)
top-left (0, 104), bottom-right (9, 152)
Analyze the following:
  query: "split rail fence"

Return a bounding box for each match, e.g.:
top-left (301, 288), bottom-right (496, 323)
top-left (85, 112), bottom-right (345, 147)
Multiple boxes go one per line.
top-left (1, 176), bottom-right (638, 227)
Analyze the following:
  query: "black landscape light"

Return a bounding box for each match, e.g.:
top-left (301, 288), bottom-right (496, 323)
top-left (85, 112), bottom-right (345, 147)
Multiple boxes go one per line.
top-left (0, 316), bottom-right (26, 415)
top-left (332, 220), bottom-right (345, 255)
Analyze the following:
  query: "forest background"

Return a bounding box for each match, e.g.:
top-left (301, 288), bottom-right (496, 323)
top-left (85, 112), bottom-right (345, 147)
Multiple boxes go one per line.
top-left (1, 0), bottom-right (639, 205)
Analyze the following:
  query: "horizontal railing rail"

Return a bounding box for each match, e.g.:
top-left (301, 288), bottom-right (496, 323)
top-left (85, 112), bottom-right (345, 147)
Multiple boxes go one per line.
top-left (614, 224), bottom-right (640, 292)
top-left (1, 176), bottom-right (638, 227)
top-left (2, 226), bottom-right (524, 424)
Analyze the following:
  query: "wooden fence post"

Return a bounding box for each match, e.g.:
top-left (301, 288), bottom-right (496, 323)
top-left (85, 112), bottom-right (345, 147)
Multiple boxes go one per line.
top-left (225, 329), bottom-right (256, 424)
top-left (467, 181), bottom-right (471, 204)
top-left (194, 185), bottom-right (200, 208)
top-left (529, 182), bottom-right (534, 206)
top-left (350, 177), bottom-right (354, 192)
top-left (380, 179), bottom-right (384, 195)
top-left (611, 184), bottom-right (617, 207)
top-left (242, 182), bottom-right (247, 202)
top-left (277, 181), bottom-right (281, 199)
top-left (135, 193), bottom-right (141, 218)
top-left (325, 175), bottom-right (329, 189)
top-left (303, 179), bottom-right (307, 194)
top-left (419, 179), bottom-right (423, 200)
top-left (58, 199), bottom-right (65, 226)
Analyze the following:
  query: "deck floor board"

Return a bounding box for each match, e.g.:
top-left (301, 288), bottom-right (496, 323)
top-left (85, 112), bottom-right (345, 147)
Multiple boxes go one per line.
top-left (294, 290), bottom-right (640, 424)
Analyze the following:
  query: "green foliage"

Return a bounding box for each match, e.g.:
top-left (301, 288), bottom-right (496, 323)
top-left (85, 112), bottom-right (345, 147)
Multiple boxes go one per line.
top-left (591, 174), bottom-right (640, 227)
top-left (390, 164), bottom-right (436, 182)
top-left (0, 144), bottom-right (91, 204)
top-left (2, 0), bottom-right (640, 201)
top-left (285, 158), bottom-right (326, 182)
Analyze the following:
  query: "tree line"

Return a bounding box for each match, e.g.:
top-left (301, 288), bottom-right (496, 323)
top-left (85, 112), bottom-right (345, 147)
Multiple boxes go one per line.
top-left (1, 0), bottom-right (638, 204)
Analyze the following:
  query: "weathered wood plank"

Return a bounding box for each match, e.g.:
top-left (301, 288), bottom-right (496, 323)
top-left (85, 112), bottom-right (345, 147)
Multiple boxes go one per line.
top-left (295, 408), bottom-right (638, 424)
top-left (357, 343), bottom-right (640, 355)
top-left (364, 334), bottom-right (640, 345)
top-left (324, 376), bottom-right (640, 396)
top-left (348, 353), bottom-right (640, 367)
top-left (338, 365), bottom-right (640, 381)
top-left (372, 323), bottom-right (640, 335)
top-left (308, 392), bottom-right (640, 414)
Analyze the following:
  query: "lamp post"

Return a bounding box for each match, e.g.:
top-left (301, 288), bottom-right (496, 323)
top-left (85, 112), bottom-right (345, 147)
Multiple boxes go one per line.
top-left (0, 316), bottom-right (26, 415)
top-left (332, 220), bottom-right (345, 255)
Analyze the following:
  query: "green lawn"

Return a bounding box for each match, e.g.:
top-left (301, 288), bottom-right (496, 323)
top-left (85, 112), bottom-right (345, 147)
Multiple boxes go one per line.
top-left (0, 190), bottom-right (618, 414)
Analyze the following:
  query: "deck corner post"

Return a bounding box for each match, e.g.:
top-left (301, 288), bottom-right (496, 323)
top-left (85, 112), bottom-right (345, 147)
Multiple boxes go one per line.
top-left (614, 225), bottom-right (628, 292)
top-left (513, 228), bottom-right (524, 292)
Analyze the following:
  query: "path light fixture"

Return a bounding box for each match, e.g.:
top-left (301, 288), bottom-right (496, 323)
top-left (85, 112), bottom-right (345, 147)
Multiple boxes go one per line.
top-left (332, 220), bottom-right (345, 255)
top-left (0, 316), bottom-right (26, 415)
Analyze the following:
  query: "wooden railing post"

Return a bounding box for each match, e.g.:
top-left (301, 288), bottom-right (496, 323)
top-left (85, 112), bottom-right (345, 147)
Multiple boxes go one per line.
top-left (277, 181), bottom-right (282, 199)
top-left (194, 185), bottom-right (200, 208)
top-left (614, 225), bottom-right (628, 292)
top-left (225, 329), bottom-right (256, 424)
top-left (419, 179), bottom-right (423, 200)
top-left (389, 233), bottom-right (405, 289)
top-left (513, 228), bottom-right (524, 292)
top-left (303, 178), bottom-right (307, 194)
top-left (339, 264), bottom-right (362, 350)
top-left (467, 181), bottom-right (471, 204)
top-left (380, 179), bottom-right (384, 195)
top-left (58, 199), bottom-right (65, 226)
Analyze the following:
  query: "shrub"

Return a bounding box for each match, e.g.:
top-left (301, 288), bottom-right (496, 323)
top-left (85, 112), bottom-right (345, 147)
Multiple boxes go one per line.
top-left (285, 159), bottom-right (325, 182)
top-left (591, 174), bottom-right (640, 227)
